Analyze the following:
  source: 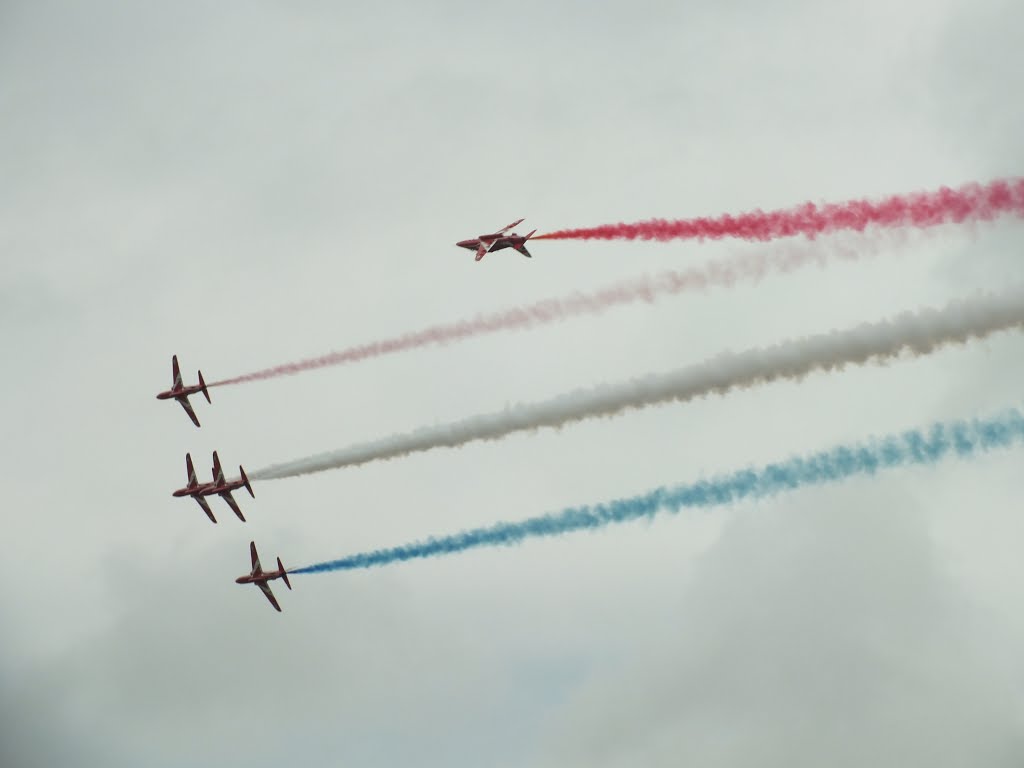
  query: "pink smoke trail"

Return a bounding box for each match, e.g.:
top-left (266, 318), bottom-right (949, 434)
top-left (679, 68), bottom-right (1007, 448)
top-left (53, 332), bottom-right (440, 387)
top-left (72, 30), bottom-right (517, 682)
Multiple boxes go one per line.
top-left (209, 234), bottom-right (906, 387)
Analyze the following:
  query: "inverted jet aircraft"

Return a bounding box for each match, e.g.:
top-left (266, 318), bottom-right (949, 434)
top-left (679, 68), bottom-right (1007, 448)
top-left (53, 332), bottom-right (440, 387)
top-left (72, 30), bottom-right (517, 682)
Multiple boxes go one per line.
top-left (236, 541), bottom-right (292, 612)
top-left (456, 218), bottom-right (536, 261)
top-left (156, 355), bottom-right (210, 428)
top-left (172, 451), bottom-right (254, 523)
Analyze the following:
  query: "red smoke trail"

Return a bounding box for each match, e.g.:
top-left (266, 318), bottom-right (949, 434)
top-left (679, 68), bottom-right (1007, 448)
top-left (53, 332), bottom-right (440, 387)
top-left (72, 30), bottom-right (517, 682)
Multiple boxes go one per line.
top-left (210, 234), bottom-right (907, 387)
top-left (533, 177), bottom-right (1024, 243)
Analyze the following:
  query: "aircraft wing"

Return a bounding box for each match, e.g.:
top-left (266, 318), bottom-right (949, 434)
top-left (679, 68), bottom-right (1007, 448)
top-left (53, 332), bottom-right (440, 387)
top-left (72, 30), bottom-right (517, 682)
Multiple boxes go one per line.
top-left (177, 396), bottom-right (201, 428)
top-left (475, 243), bottom-right (488, 261)
top-left (220, 490), bottom-right (246, 522)
top-left (258, 581), bottom-right (282, 612)
top-left (250, 541), bottom-right (262, 574)
top-left (497, 218), bottom-right (524, 234)
top-left (212, 451), bottom-right (225, 483)
top-left (186, 453), bottom-right (199, 487)
top-left (193, 495), bottom-right (216, 524)
top-left (172, 355), bottom-right (183, 388)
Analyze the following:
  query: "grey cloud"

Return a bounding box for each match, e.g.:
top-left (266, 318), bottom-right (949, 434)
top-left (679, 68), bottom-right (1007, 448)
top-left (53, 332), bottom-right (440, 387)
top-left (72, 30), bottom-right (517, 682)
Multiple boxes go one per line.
top-left (929, 0), bottom-right (1024, 170)
top-left (536, 485), bottom-right (1024, 767)
top-left (2, 0), bottom-right (1022, 765)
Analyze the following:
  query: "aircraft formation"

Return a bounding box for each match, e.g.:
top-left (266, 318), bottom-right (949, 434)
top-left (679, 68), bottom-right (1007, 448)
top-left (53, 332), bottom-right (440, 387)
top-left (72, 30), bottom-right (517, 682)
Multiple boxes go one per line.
top-left (153, 177), bottom-right (1024, 606)
top-left (160, 222), bottom-right (537, 612)
top-left (159, 354), bottom-right (289, 611)
top-left (172, 450), bottom-right (253, 524)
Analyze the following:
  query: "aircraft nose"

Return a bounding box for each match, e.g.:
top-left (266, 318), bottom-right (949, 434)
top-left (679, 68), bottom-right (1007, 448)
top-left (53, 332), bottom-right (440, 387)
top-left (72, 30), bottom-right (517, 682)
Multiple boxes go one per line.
top-left (235, 576), bottom-right (245, 584)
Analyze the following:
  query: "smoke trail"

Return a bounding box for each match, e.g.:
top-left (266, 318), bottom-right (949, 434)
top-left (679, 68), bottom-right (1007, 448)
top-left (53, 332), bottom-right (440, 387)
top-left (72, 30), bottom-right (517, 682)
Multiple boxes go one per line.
top-left (534, 177), bottom-right (1024, 243)
top-left (290, 408), bottom-right (1024, 573)
top-left (251, 287), bottom-right (1024, 480)
top-left (210, 232), bottom-right (916, 387)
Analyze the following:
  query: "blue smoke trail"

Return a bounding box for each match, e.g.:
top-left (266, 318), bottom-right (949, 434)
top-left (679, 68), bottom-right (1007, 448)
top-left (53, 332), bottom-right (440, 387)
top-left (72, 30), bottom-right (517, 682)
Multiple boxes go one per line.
top-left (291, 409), bottom-right (1024, 574)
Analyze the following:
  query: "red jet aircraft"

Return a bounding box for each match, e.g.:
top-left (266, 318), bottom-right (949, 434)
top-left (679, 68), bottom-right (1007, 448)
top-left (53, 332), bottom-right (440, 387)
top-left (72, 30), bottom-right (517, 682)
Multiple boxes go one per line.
top-left (236, 541), bottom-right (292, 612)
top-left (156, 355), bottom-right (210, 428)
top-left (172, 451), bottom-right (254, 523)
top-left (456, 218), bottom-right (536, 261)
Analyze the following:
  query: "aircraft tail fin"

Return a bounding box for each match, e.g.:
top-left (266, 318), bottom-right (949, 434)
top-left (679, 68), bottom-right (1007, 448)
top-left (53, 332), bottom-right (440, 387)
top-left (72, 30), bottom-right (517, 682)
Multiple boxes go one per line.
top-left (198, 370), bottom-right (211, 403)
top-left (278, 558), bottom-right (292, 590)
top-left (241, 466), bottom-right (254, 498)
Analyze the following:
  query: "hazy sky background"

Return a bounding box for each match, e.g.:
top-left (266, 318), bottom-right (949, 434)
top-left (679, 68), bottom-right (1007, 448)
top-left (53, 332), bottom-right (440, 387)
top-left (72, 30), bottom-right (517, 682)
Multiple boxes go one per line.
top-left (2, 0), bottom-right (1023, 765)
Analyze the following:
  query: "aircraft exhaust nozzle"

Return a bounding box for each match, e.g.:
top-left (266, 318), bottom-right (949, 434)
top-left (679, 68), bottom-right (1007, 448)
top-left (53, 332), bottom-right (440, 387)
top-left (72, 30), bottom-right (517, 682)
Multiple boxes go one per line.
top-left (241, 466), bottom-right (254, 498)
top-left (278, 558), bottom-right (292, 590)
top-left (198, 370), bottom-right (211, 403)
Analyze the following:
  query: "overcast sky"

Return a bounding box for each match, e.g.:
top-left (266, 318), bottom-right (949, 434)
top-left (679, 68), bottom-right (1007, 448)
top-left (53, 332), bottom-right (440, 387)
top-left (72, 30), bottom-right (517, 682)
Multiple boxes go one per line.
top-left (2, 0), bottom-right (1023, 765)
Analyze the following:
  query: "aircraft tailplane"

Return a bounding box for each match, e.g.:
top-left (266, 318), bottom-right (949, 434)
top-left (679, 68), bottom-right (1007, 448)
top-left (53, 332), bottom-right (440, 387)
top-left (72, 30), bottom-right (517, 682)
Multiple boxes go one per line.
top-left (241, 466), bottom-right (254, 498)
top-left (198, 370), bottom-right (211, 403)
top-left (278, 558), bottom-right (292, 590)
top-left (517, 230), bottom-right (536, 258)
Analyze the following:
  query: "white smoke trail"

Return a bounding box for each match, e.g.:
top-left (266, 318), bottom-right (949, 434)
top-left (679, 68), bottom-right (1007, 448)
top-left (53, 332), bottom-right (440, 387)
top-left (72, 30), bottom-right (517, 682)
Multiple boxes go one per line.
top-left (251, 287), bottom-right (1024, 480)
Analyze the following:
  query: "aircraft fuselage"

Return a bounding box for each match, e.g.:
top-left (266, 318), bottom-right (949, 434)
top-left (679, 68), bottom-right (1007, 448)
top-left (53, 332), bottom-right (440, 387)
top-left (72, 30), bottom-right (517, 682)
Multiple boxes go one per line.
top-left (156, 386), bottom-right (202, 401)
top-left (172, 482), bottom-right (240, 498)
top-left (235, 570), bottom-right (286, 585)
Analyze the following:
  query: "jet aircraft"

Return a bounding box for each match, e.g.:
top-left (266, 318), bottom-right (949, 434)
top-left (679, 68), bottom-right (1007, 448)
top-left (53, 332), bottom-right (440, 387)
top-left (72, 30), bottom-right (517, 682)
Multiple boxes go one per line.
top-left (156, 355), bottom-right (210, 427)
top-left (236, 541), bottom-right (292, 612)
top-left (456, 218), bottom-right (536, 261)
top-left (172, 451), bottom-right (254, 523)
